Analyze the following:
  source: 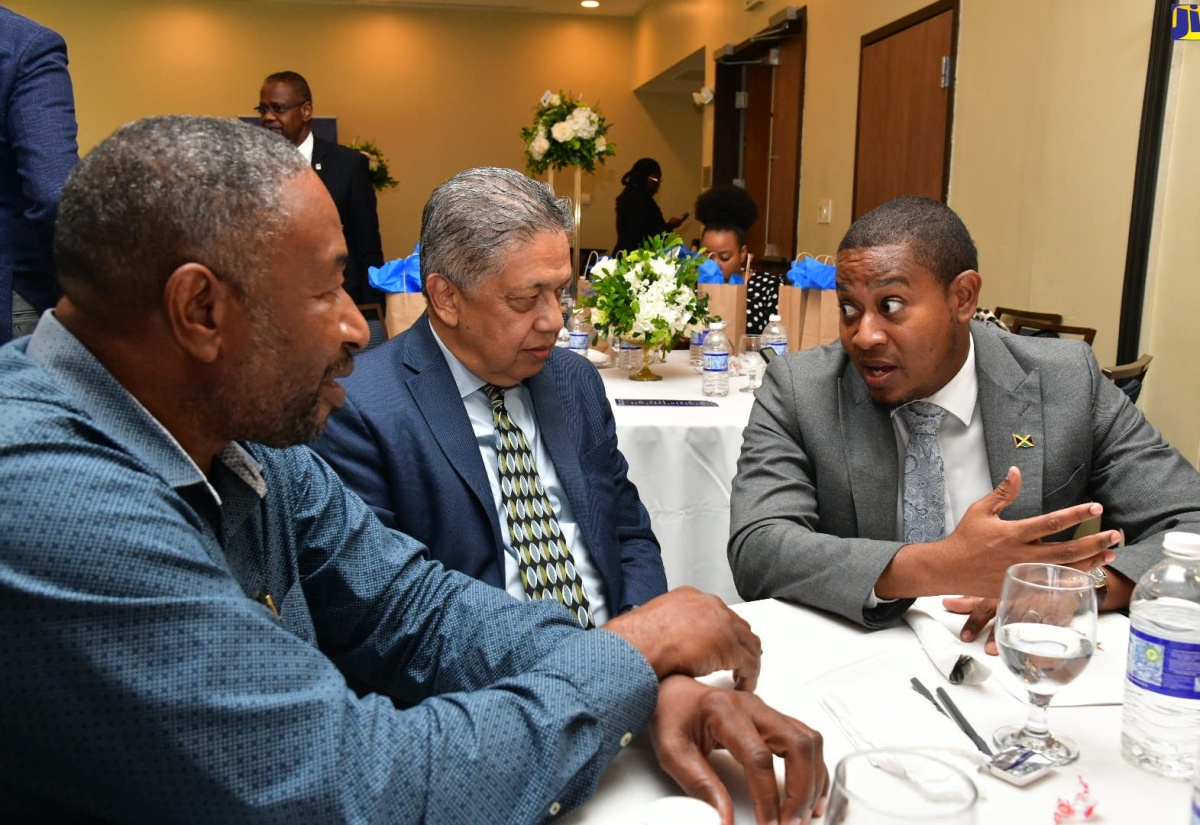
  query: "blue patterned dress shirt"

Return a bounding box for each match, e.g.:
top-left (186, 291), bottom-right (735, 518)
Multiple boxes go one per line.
top-left (0, 313), bottom-right (658, 823)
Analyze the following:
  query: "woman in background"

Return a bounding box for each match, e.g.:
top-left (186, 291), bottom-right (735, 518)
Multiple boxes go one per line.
top-left (695, 184), bottom-right (757, 283)
top-left (612, 158), bottom-right (689, 255)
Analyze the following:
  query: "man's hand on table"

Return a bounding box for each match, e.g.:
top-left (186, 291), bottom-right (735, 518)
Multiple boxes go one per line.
top-left (604, 586), bottom-right (762, 690)
top-left (650, 674), bottom-right (828, 825)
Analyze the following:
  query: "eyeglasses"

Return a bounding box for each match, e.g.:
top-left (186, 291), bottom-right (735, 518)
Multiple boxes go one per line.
top-left (254, 101), bottom-right (308, 116)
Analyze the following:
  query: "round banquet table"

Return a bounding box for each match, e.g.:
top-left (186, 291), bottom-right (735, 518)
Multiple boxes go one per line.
top-left (598, 349), bottom-right (756, 604)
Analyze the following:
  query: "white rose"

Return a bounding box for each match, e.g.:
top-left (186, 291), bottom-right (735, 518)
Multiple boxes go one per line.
top-left (595, 135), bottom-right (607, 153)
top-left (590, 257), bottom-right (617, 279)
top-left (551, 120), bottom-right (575, 142)
top-left (569, 107), bottom-right (598, 139)
top-left (550, 94), bottom-right (562, 106)
top-left (530, 135), bottom-right (550, 160)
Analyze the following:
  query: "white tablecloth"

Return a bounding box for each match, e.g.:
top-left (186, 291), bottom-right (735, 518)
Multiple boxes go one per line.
top-left (600, 350), bottom-right (756, 604)
top-left (563, 598), bottom-right (1191, 824)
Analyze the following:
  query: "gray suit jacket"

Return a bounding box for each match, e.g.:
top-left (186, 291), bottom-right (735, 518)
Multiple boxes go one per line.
top-left (729, 320), bottom-right (1200, 627)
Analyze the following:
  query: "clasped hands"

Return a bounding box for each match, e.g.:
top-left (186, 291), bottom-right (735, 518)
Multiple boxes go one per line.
top-left (880, 467), bottom-right (1120, 654)
top-left (605, 586), bottom-right (828, 825)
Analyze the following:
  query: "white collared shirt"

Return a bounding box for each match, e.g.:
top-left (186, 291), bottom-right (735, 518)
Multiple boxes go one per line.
top-left (867, 332), bottom-right (993, 607)
top-left (429, 327), bottom-right (610, 624)
top-left (296, 131), bottom-right (314, 165)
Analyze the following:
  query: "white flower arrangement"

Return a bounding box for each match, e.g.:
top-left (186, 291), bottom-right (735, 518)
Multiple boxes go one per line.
top-left (583, 233), bottom-right (713, 354)
top-left (520, 89), bottom-right (616, 175)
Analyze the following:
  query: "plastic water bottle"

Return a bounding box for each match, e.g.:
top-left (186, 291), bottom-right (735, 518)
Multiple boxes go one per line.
top-left (1192, 757), bottom-right (1200, 823)
top-left (567, 310), bottom-right (591, 357)
top-left (701, 321), bottom-right (731, 397)
top-left (1121, 531), bottom-right (1200, 778)
top-left (616, 339), bottom-right (642, 372)
top-left (554, 327), bottom-right (570, 348)
top-left (689, 328), bottom-right (708, 370)
top-left (762, 313), bottom-right (789, 357)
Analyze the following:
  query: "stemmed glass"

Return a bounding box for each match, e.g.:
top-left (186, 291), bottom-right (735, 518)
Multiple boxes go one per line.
top-left (738, 334), bottom-right (766, 393)
top-left (993, 562), bottom-right (1098, 765)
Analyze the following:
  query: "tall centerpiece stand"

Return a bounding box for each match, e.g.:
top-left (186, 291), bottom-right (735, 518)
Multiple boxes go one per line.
top-left (520, 90), bottom-right (616, 306)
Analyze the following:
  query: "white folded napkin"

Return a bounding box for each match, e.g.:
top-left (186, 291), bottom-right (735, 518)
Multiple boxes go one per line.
top-left (904, 607), bottom-right (992, 685)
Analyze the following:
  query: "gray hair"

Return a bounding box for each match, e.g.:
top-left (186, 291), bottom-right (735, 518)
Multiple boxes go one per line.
top-left (55, 115), bottom-right (311, 322)
top-left (419, 166), bottom-right (573, 294)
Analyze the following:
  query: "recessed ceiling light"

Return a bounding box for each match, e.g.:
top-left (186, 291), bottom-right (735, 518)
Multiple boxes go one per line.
top-left (581, 1), bottom-right (600, 7)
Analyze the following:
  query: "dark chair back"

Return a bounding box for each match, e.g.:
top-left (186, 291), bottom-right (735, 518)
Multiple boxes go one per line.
top-left (1008, 318), bottom-right (1096, 346)
top-left (1103, 353), bottom-right (1152, 404)
top-left (994, 306), bottom-right (1063, 329)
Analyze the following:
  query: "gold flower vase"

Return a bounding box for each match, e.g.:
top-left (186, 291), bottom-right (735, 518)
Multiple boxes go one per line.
top-left (629, 345), bottom-right (663, 381)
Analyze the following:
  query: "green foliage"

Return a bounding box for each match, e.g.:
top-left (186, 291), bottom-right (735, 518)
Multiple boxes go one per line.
top-left (348, 139), bottom-right (398, 193)
top-left (581, 233), bottom-right (714, 354)
top-left (520, 90), bottom-right (616, 176)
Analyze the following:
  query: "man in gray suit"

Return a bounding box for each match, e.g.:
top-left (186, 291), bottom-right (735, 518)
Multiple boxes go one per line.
top-left (729, 196), bottom-right (1200, 643)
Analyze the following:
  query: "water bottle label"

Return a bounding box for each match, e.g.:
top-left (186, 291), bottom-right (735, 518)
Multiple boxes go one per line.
top-left (1126, 625), bottom-right (1200, 700)
top-left (1193, 800), bottom-right (1200, 825)
top-left (619, 341), bottom-right (641, 352)
top-left (568, 332), bottom-right (589, 351)
top-left (768, 342), bottom-right (787, 356)
top-left (703, 352), bottom-right (729, 372)
top-left (691, 329), bottom-right (708, 345)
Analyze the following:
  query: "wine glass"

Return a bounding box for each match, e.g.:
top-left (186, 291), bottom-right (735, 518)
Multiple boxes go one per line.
top-left (738, 334), bottom-right (766, 393)
top-left (993, 562), bottom-right (1098, 765)
top-left (825, 750), bottom-right (977, 824)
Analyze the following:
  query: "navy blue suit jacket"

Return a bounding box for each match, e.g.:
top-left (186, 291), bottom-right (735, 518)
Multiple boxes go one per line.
top-left (313, 315), bottom-right (667, 613)
top-left (0, 8), bottom-right (78, 343)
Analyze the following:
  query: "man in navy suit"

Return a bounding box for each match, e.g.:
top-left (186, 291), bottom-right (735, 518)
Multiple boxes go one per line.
top-left (0, 7), bottom-right (79, 344)
top-left (258, 71), bottom-right (384, 306)
top-left (315, 167), bottom-right (668, 621)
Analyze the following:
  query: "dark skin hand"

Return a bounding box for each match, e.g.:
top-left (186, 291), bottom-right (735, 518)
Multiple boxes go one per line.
top-left (934, 467), bottom-right (1121, 653)
top-left (651, 674), bottom-right (828, 825)
top-left (605, 586), bottom-right (762, 691)
top-left (878, 467), bottom-right (1118, 602)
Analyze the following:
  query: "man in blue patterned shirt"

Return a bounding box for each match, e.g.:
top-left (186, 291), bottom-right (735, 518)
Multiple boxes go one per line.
top-left (0, 116), bottom-right (827, 824)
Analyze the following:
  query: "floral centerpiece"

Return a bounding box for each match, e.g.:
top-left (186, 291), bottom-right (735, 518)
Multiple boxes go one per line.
top-left (348, 138), bottom-right (398, 193)
top-left (520, 90), bottom-right (616, 175)
top-left (583, 233), bottom-right (714, 379)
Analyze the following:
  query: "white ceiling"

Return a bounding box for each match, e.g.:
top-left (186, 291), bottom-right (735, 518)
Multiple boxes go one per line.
top-left (264, 0), bottom-right (650, 18)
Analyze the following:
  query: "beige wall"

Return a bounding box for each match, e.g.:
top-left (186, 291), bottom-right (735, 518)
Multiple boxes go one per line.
top-left (1142, 44), bottom-right (1200, 465)
top-left (635, 0), bottom-right (1197, 460)
top-left (10, 0), bottom-right (703, 256)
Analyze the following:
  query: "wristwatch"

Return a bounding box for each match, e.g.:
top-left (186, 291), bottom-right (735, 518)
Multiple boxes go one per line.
top-left (1088, 566), bottom-right (1109, 609)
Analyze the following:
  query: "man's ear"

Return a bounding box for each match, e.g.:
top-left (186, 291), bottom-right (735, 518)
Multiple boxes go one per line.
top-left (950, 269), bottom-right (982, 323)
top-left (424, 273), bottom-right (461, 328)
top-left (162, 263), bottom-right (238, 363)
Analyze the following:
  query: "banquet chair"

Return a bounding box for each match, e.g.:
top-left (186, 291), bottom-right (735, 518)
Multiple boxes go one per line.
top-left (356, 303), bottom-right (388, 352)
top-left (994, 306), bottom-right (1063, 328)
top-left (1008, 318), bottom-right (1096, 346)
top-left (1103, 353), bottom-right (1152, 404)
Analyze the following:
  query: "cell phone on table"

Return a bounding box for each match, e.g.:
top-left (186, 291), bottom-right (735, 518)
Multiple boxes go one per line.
top-left (761, 346), bottom-right (777, 363)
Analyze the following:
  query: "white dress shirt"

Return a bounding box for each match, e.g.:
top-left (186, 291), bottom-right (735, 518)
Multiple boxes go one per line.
top-left (296, 131), bottom-right (314, 165)
top-left (868, 332), bottom-right (993, 607)
top-left (430, 328), bottom-right (610, 624)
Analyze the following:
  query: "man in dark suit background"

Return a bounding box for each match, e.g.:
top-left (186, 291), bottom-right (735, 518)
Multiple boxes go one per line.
top-left (258, 71), bottom-right (384, 306)
top-left (315, 166), bottom-right (668, 623)
top-left (0, 7), bottom-right (79, 344)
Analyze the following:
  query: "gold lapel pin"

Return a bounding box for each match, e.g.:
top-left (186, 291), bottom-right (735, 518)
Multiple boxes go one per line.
top-left (1013, 434), bottom-right (1035, 449)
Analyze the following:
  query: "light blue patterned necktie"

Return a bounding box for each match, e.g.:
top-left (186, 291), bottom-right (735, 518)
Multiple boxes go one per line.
top-left (899, 401), bottom-right (950, 544)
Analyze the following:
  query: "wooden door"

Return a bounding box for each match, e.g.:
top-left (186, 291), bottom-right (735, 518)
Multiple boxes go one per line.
top-left (853, 1), bottom-right (957, 219)
top-left (712, 12), bottom-right (806, 260)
